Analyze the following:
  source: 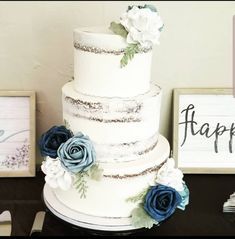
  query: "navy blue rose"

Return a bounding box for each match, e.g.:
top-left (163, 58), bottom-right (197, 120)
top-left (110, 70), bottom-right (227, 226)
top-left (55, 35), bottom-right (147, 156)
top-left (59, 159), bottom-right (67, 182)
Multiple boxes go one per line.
top-left (144, 184), bottom-right (182, 222)
top-left (57, 132), bottom-right (96, 173)
top-left (39, 125), bottom-right (73, 158)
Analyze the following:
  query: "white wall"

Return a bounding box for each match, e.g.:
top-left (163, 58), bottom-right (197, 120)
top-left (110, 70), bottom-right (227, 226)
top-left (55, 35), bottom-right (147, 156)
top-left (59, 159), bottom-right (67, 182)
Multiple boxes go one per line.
top-left (0, 1), bottom-right (234, 163)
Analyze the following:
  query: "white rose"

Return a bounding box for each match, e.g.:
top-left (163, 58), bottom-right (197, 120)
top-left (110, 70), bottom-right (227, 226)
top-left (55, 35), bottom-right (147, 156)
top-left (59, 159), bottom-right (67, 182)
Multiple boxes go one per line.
top-left (156, 158), bottom-right (184, 192)
top-left (120, 6), bottom-right (163, 48)
top-left (41, 157), bottom-right (73, 190)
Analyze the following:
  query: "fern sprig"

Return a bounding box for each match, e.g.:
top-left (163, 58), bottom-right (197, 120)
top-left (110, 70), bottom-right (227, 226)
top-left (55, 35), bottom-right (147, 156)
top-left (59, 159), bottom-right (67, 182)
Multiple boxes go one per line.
top-left (120, 44), bottom-right (140, 68)
top-left (74, 171), bottom-right (89, 199)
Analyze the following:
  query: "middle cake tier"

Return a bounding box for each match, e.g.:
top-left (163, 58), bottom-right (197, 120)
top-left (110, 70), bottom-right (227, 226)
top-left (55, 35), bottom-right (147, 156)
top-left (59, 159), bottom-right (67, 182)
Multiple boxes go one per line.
top-left (62, 81), bottom-right (162, 163)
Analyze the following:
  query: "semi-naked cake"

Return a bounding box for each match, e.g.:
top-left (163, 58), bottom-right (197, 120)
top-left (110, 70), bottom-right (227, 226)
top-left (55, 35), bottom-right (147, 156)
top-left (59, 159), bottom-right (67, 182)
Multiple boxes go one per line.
top-left (73, 26), bottom-right (152, 97)
top-left (41, 5), bottom-right (189, 231)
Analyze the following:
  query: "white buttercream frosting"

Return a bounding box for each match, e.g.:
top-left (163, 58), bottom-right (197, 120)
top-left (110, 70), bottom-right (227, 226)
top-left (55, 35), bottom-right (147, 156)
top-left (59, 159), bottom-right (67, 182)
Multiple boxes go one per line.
top-left (73, 27), bottom-right (152, 97)
top-left (74, 26), bottom-right (128, 50)
top-left (53, 135), bottom-right (170, 218)
top-left (62, 81), bottom-right (161, 162)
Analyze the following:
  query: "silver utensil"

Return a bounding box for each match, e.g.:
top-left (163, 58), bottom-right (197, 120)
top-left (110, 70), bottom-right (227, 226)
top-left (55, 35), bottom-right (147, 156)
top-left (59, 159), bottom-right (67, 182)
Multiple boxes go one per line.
top-left (0, 210), bottom-right (12, 236)
top-left (30, 211), bottom-right (46, 236)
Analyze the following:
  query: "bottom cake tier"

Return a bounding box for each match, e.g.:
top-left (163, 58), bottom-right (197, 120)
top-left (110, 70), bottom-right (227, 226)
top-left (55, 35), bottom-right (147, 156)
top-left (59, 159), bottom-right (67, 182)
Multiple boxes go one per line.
top-left (48, 135), bottom-right (170, 220)
top-left (43, 184), bottom-right (144, 231)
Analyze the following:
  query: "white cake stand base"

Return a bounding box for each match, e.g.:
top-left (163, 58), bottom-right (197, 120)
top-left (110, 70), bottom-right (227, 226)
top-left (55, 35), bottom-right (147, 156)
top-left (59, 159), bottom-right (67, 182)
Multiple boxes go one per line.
top-left (43, 184), bottom-right (141, 232)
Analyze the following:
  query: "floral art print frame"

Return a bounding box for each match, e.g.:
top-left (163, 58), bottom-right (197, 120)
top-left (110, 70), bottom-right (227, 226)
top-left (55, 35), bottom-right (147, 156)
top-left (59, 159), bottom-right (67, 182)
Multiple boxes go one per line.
top-left (0, 91), bottom-right (36, 177)
top-left (173, 88), bottom-right (235, 174)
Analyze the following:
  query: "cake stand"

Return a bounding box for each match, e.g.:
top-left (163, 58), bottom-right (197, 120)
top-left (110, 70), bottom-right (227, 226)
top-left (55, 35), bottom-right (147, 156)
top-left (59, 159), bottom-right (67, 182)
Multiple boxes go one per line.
top-left (43, 184), bottom-right (148, 233)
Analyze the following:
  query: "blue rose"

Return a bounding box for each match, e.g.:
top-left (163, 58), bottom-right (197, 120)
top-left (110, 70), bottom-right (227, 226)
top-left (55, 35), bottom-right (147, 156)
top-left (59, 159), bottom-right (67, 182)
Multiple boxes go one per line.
top-left (144, 184), bottom-right (182, 222)
top-left (177, 182), bottom-right (189, 210)
top-left (39, 125), bottom-right (73, 158)
top-left (57, 132), bottom-right (96, 173)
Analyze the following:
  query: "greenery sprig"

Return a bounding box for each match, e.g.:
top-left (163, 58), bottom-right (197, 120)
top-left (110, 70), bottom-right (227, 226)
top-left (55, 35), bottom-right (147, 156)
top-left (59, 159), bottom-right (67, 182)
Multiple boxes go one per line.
top-left (109, 22), bottom-right (140, 67)
top-left (109, 22), bottom-right (128, 38)
top-left (126, 187), bottom-right (159, 229)
top-left (73, 164), bottom-right (104, 199)
top-left (126, 187), bottom-right (150, 203)
top-left (131, 206), bottom-right (158, 229)
top-left (64, 119), bottom-right (71, 130)
top-left (74, 171), bottom-right (89, 199)
top-left (88, 164), bottom-right (104, 181)
top-left (120, 44), bottom-right (140, 68)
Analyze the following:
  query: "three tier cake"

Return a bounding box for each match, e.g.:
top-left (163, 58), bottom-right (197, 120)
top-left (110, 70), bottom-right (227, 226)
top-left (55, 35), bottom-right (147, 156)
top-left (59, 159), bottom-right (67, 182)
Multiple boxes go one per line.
top-left (40, 4), bottom-right (189, 231)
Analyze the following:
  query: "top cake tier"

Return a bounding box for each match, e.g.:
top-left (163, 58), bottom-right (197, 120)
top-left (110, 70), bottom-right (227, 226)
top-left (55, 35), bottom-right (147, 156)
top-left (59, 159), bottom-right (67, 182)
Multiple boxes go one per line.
top-left (73, 27), bottom-right (152, 98)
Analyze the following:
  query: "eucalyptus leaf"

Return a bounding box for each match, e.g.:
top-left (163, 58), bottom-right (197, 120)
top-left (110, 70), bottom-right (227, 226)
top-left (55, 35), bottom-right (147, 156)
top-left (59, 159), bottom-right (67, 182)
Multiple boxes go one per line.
top-left (109, 22), bottom-right (128, 39)
top-left (126, 187), bottom-right (150, 203)
top-left (89, 164), bottom-right (104, 181)
top-left (131, 206), bottom-right (158, 229)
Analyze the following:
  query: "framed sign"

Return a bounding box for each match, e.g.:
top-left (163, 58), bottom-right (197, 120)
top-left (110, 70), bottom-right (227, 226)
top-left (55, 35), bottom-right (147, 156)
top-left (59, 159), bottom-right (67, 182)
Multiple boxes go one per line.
top-left (0, 91), bottom-right (36, 177)
top-left (173, 88), bottom-right (235, 174)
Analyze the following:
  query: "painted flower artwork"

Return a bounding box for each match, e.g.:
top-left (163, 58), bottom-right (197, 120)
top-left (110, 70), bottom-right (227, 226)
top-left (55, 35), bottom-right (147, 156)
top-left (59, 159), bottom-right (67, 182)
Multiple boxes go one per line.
top-left (0, 138), bottom-right (30, 170)
top-left (0, 96), bottom-right (31, 172)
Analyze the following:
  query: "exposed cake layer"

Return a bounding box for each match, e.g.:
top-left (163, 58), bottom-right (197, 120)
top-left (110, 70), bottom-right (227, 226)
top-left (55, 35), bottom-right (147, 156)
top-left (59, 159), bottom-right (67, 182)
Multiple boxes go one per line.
top-left (73, 27), bottom-right (152, 97)
top-left (53, 135), bottom-right (170, 218)
top-left (62, 81), bottom-right (162, 163)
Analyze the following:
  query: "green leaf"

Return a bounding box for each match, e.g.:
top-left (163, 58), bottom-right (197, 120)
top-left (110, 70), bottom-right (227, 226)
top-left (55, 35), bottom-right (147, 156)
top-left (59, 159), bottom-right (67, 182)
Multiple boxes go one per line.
top-left (88, 164), bottom-right (104, 181)
top-left (64, 119), bottom-right (71, 129)
top-left (144, 4), bottom-right (157, 12)
top-left (131, 205), bottom-right (158, 229)
top-left (73, 172), bottom-right (89, 199)
top-left (120, 44), bottom-right (140, 68)
top-left (109, 22), bottom-right (128, 39)
top-left (126, 187), bottom-right (150, 203)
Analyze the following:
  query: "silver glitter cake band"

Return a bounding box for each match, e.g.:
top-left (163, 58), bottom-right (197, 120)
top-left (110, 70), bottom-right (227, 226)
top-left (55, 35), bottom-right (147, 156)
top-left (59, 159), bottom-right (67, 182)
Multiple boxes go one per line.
top-left (74, 42), bottom-right (152, 55)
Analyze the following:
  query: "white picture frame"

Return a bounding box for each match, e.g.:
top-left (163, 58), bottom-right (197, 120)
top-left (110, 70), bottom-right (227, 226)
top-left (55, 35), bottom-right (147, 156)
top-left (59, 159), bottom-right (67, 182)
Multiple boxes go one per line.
top-left (173, 88), bottom-right (235, 174)
top-left (0, 91), bottom-right (36, 177)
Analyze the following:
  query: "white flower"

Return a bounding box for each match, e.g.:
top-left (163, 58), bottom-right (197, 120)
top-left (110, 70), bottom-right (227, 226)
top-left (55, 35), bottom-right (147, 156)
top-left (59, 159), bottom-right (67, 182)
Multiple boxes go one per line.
top-left (41, 157), bottom-right (73, 190)
top-left (120, 6), bottom-right (163, 48)
top-left (156, 158), bottom-right (184, 192)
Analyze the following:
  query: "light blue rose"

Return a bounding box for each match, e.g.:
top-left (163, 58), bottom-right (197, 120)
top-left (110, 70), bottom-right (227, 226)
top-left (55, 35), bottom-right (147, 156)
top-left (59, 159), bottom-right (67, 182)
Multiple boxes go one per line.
top-left (177, 182), bottom-right (189, 210)
top-left (57, 132), bottom-right (96, 173)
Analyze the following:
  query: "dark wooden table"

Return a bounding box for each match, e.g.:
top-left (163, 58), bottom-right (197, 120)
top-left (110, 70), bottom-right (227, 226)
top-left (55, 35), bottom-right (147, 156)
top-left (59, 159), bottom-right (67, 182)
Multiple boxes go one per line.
top-left (1, 170), bottom-right (235, 236)
top-left (0, 171), bottom-right (45, 236)
top-left (40, 174), bottom-right (235, 237)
